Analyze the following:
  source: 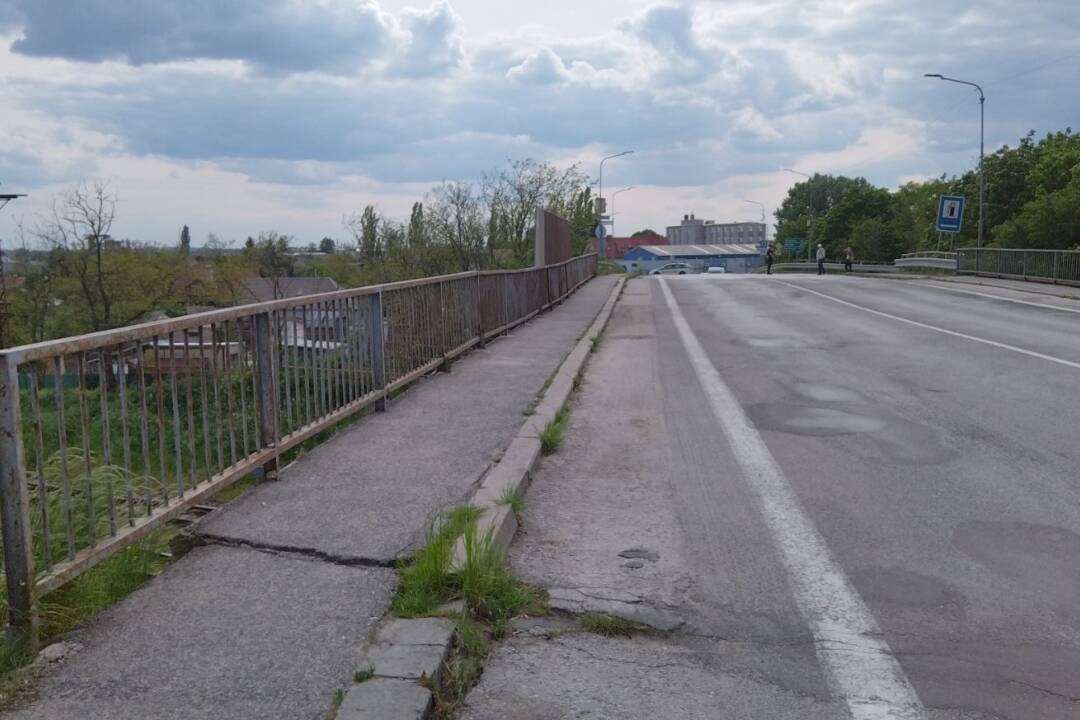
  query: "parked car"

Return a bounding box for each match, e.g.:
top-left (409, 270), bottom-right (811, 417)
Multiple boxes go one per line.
top-left (649, 262), bottom-right (698, 275)
top-left (705, 266), bottom-right (727, 274)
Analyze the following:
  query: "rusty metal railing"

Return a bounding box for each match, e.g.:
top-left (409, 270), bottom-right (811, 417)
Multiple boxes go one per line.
top-left (0, 253), bottom-right (597, 646)
top-left (958, 248), bottom-right (1080, 286)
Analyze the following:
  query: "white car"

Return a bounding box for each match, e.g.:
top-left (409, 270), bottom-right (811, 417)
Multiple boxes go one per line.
top-left (705, 266), bottom-right (726, 274)
top-left (649, 262), bottom-right (698, 275)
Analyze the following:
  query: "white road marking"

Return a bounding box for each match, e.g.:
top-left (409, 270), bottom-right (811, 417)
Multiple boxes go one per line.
top-left (775, 279), bottom-right (1080, 371)
top-left (659, 279), bottom-right (927, 720)
top-left (909, 281), bottom-right (1080, 314)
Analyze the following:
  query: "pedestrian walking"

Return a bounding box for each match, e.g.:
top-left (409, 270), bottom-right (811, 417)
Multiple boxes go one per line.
top-left (816, 244), bottom-right (826, 275)
top-left (765, 246), bottom-right (775, 275)
top-left (844, 246), bottom-right (854, 273)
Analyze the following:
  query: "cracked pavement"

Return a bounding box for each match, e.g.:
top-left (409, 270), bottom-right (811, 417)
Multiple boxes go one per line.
top-left (461, 276), bottom-right (1080, 720)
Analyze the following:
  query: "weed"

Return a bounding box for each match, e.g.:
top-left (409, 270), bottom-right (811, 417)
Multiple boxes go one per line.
top-left (589, 335), bottom-right (600, 352)
top-left (498, 487), bottom-right (524, 514)
top-left (324, 688), bottom-right (345, 720)
top-left (353, 667), bottom-right (375, 683)
top-left (578, 613), bottom-right (647, 638)
top-left (539, 409), bottom-right (569, 455)
top-left (596, 261), bottom-right (625, 276)
top-left (522, 397), bottom-right (538, 417)
top-left (391, 506), bottom-right (480, 617)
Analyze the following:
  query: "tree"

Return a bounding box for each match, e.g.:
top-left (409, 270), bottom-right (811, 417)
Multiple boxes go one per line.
top-left (242, 231), bottom-right (295, 298)
top-left (34, 180), bottom-right (176, 333)
top-left (429, 181), bottom-right (486, 270)
top-left (319, 236), bottom-right (336, 253)
top-left (632, 229), bottom-right (659, 237)
top-left (179, 224), bottom-right (191, 256)
top-left (345, 205), bottom-right (382, 263)
top-left (407, 202), bottom-right (427, 249)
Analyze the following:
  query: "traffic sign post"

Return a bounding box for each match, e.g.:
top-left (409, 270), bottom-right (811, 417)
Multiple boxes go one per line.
top-left (936, 195), bottom-right (965, 233)
top-left (594, 221), bottom-right (608, 258)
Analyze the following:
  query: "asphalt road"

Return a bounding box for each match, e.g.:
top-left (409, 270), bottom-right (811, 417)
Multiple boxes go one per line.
top-left (463, 274), bottom-right (1080, 720)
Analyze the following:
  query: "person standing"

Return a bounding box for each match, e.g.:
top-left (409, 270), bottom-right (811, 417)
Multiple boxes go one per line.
top-left (844, 246), bottom-right (854, 272)
top-left (816, 244), bottom-right (826, 275)
top-left (765, 246), bottom-right (775, 275)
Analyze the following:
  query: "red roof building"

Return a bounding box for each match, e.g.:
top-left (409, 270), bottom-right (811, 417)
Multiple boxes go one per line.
top-left (593, 232), bottom-right (669, 259)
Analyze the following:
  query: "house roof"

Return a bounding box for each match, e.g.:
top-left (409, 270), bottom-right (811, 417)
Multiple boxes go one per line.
top-left (238, 276), bottom-right (341, 304)
top-left (629, 244), bottom-right (761, 258)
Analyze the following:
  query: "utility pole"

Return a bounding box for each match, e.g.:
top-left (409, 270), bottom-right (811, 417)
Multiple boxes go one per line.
top-left (597, 151), bottom-right (633, 258)
top-left (611, 186), bottom-right (635, 238)
top-left (924, 73), bottom-right (985, 249)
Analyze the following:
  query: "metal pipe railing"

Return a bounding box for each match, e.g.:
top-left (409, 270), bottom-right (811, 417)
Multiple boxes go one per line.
top-left (957, 248), bottom-right (1080, 286)
top-left (0, 253), bottom-right (597, 647)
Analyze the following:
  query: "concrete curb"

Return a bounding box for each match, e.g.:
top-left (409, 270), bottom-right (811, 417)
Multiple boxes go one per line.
top-left (454, 275), bottom-right (627, 566)
top-left (335, 274), bottom-right (624, 720)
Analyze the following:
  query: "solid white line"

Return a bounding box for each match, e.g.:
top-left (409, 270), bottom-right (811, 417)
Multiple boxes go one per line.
top-left (658, 279), bottom-right (926, 720)
top-left (909, 281), bottom-right (1080, 314)
top-left (775, 279), bottom-right (1080, 371)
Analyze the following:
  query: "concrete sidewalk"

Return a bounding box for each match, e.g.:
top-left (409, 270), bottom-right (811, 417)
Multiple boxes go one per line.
top-left (933, 274), bottom-right (1080, 299)
top-left (3, 276), bottom-right (619, 720)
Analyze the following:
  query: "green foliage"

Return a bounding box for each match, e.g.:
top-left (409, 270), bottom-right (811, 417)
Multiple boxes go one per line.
top-left (578, 613), bottom-right (648, 638)
top-left (539, 409), bottom-right (570, 455)
top-left (391, 506), bottom-right (481, 617)
top-left (774, 127), bottom-right (1080, 257)
top-left (498, 487), bottom-right (524, 514)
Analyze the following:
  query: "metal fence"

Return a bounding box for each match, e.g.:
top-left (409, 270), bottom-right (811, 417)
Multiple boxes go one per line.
top-left (0, 253), bottom-right (596, 645)
top-left (958, 248), bottom-right (1080, 286)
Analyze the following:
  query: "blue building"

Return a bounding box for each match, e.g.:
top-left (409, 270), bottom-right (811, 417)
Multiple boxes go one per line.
top-left (619, 244), bottom-right (762, 274)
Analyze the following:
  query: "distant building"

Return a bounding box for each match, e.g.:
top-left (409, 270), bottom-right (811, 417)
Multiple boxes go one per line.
top-left (620, 244), bottom-right (763, 274)
top-left (592, 232), bottom-right (668, 259)
top-left (667, 214), bottom-right (767, 249)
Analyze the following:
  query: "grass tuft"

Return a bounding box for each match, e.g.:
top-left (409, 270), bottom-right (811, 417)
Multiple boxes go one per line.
top-left (324, 688), bottom-right (345, 720)
top-left (539, 408), bottom-right (570, 455)
top-left (353, 667), bottom-right (375, 683)
top-left (391, 506), bottom-right (481, 618)
top-left (497, 487), bottom-right (524, 514)
top-left (578, 613), bottom-right (647, 638)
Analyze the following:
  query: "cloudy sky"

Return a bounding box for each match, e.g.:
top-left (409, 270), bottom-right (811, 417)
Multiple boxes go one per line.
top-left (1, 0), bottom-right (1078, 246)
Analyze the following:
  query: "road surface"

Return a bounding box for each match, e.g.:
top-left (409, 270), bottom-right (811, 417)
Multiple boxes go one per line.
top-left (462, 274), bottom-right (1080, 720)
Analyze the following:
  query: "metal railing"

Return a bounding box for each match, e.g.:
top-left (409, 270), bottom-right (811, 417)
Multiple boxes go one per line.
top-left (900, 251), bottom-right (957, 260)
top-left (957, 248), bottom-right (1080, 286)
top-left (0, 253), bottom-right (597, 645)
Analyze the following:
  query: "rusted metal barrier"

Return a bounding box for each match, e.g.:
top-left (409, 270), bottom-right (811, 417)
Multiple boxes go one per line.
top-left (0, 253), bottom-right (597, 647)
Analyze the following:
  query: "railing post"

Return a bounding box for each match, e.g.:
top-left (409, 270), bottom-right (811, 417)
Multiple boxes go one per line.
top-left (369, 292), bottom-right (388, 411)
top-left (475, 274), bottom-right (486, 348)
top-left (0, 354), bottom-right (37, 651)
top-left (252, 312), bottom-right (280, 481)
top-left (1053, 252), bottom-right (1060, 282)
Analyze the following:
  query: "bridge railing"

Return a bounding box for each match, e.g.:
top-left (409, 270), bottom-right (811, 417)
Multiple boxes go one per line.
top-left (0, 253), bottom-right (596, 645)
top-left (957, 248), bottom-right (1080, 286)
top-left (900, 251), bottom-right (957, 260)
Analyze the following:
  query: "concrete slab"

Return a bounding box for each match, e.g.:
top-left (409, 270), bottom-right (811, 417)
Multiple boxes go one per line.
top-left (197, 276), bottom-right (619, 563)
top-left (4, 545), bottom-right (395, 720)
top-left (358, 642), bottom-right (448, 682)
top-left (338, 679), bottom-right (431, 720)
top-left (376, 617), bottom-right (454, 647)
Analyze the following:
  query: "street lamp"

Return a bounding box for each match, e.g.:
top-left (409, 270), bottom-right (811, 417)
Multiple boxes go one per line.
top-left (611, 186), bottom-right (635, 238)
top-left (597, 150), bottom-right (633, 259)
top-left (924, 73), bottom-right (985, 249)
top-left (783, 169), bottom-right (814, 260)
top-left (742, 199), bottom-right (766, 248)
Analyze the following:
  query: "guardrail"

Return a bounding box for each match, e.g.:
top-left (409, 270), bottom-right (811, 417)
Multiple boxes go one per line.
top-left (894, 252), bottom-right (958, 271)
top-left (958, 248), bottom-right (1080, 286)
top-left (758, 262), bottom-right (898, 274)
top-left (900, 251), bottom-right (957, 260)
top-left (0, 253), bottom-right (597, 646)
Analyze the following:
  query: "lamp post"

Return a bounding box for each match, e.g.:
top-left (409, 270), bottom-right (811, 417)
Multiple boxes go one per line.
top-left (742, 199), bottom-right (766, 249)
top-left (783, 168), bottom-right (813, 261)
top-left (597, 150), bottom-right (633, 259)
top-left (924, 73), bottom-right (985, 250)
top-left (611, 186), bottom-right (635, 238)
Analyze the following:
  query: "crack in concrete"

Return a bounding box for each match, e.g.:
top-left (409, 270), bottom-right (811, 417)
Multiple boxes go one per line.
top-left (196, 532), bottom-right (398, 569)
top-left (1005, 679), bottom-right (1080, 703)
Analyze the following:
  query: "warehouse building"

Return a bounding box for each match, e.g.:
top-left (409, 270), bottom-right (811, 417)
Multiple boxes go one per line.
top-left (666, 214), bottom-right (767, 248)
top-left (618, 244), bottom-right (763, 274)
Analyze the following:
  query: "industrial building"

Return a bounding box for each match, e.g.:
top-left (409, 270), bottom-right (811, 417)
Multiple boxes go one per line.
top-left (619, 244), bottom-right (763, 274)
top-left (667, 214), bottom-right (767, 248)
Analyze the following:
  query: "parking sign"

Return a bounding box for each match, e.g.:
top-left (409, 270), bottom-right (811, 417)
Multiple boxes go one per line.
top-left (936, 195), bottom-right (965, 233)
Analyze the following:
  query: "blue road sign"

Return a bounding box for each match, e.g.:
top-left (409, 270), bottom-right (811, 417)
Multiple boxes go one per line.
top-left (936, 195), bottom-right (965, 233)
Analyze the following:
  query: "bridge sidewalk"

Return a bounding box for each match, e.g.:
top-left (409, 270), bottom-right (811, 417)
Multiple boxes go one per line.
top-left (3, 276), bottom-right (619, 720)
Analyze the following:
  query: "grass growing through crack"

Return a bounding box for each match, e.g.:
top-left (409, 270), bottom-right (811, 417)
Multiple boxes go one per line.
top-left (539, 408), bottom-right (570, 455)
top-left (579, 613), bottom-right (648, 638)
top-left (498, 487), bottom-right (525, 514)
top-left (388, 506), bottom-right (547, 719)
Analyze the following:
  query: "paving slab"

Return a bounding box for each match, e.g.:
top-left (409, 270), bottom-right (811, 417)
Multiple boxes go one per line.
top-left (338, 679), bottom-right (431, 720)
top-left (197, 276), bottom-right (619, 563)
top-left (3, 545), bottom-right (395, 720)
